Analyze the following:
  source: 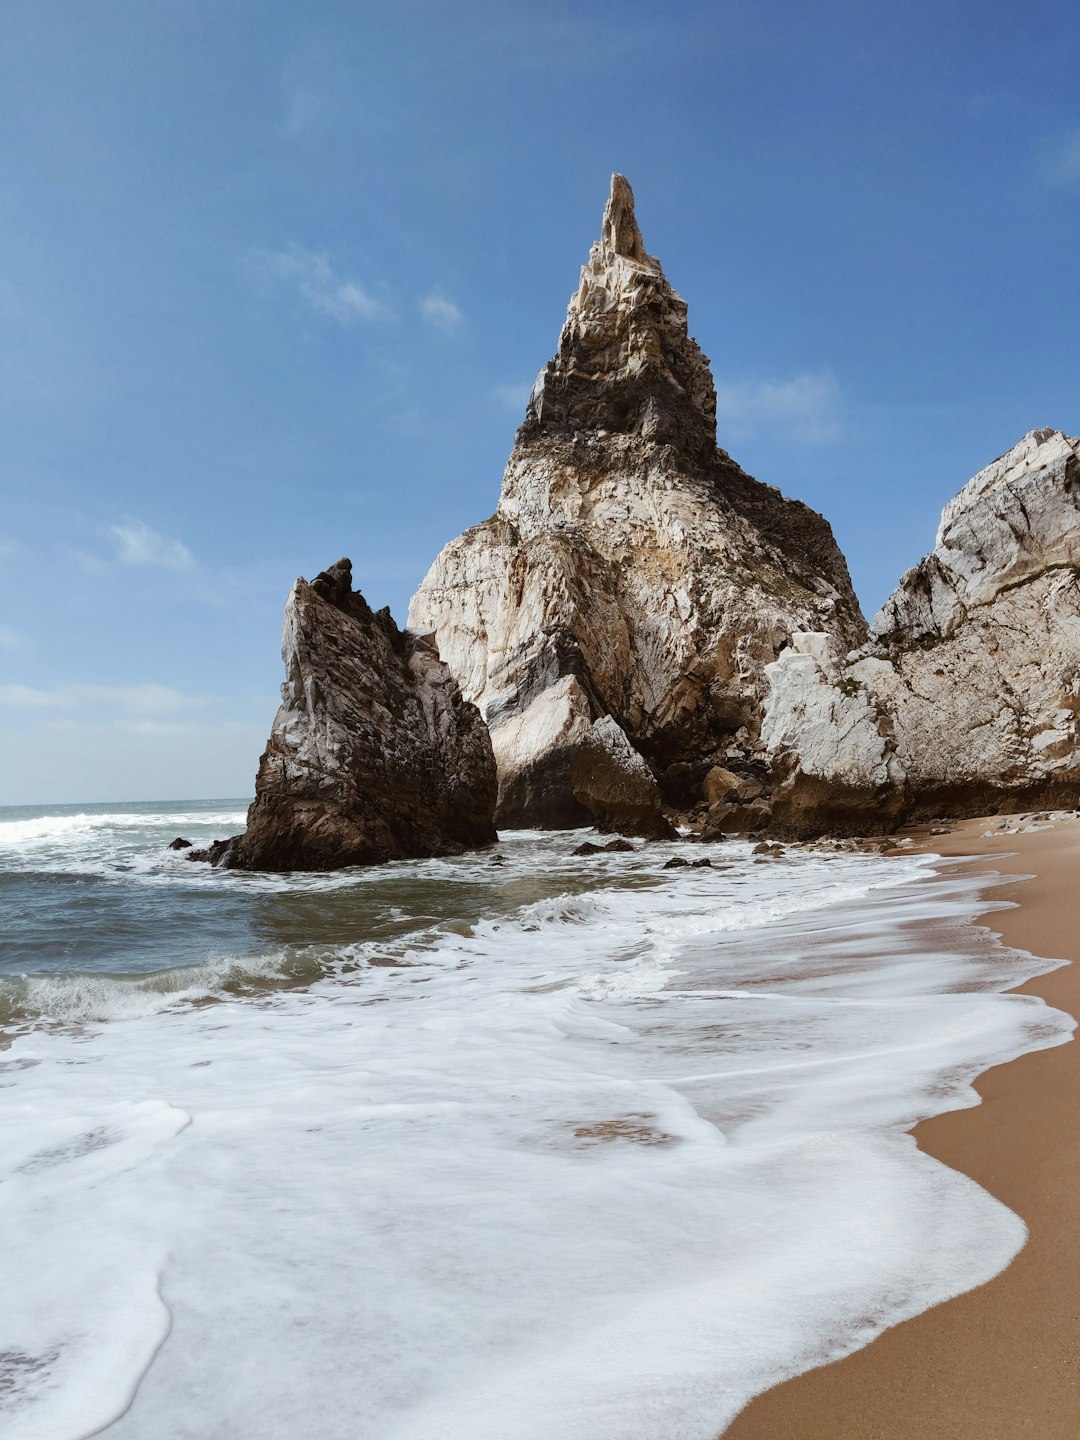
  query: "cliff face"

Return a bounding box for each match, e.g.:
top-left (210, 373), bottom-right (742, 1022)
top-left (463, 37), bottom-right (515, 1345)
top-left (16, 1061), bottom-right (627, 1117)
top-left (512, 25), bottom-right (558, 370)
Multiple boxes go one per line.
top-left (763, 429), bottom-right (1080, 832)
top-left (230, 558), bottom-right (497, 871)
top-left (409, 174), bottom-right (866, 830)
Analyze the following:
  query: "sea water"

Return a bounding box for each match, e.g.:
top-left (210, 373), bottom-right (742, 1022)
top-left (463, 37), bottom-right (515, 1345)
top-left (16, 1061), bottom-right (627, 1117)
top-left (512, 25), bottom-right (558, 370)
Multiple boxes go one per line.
top-left (0, 801), bottom-right (1072, 1440)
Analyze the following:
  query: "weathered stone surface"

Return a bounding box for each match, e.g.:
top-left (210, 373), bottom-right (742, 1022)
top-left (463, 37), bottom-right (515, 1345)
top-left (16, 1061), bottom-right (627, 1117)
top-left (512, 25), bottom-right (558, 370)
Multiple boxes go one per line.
top-left (764, 429), bottom-right (1080, 831)
top-left (229, 558), bottom-right (497, 872)
top-left (569, 715), bottom-right (675, 838)
top-left (409, 174), bottom-right (865, 829)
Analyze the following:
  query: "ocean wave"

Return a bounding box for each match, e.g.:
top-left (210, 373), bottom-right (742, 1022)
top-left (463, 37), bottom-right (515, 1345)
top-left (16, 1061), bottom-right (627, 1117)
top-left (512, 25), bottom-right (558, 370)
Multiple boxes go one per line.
top-left (0, 949), bottom-right (328, 1027)
top-left (0, 808), bottom-right (249, 848)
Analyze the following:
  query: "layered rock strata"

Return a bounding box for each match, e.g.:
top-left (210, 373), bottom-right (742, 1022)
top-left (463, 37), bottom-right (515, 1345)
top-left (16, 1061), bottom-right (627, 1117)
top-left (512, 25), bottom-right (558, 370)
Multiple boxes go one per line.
top-left (409, 174), bottom-right (866, 831)
top-left (763, 428), bottom-right (1080, 833)
top-left (229, 558), bottom-right (497, 871)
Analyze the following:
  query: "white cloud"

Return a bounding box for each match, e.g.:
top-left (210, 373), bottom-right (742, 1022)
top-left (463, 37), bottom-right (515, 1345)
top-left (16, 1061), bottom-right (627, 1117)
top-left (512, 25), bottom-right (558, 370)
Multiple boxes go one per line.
top-left (0, 683), bottom-right (205, 716)
top-left (1040, 128), bottom-right (1080, 189)
top-left (0, 623), bottom-right (26, 649)
top-left (109, 520), bottom-right (194, 573)
top-left (419, 293), bottom-right (464, 330)
top-left (493, 381), bottom-right (534, 411)
top-left (253, 245), bottom-right (388, 326)
top-left (713, 370), bottom-right (843, 445)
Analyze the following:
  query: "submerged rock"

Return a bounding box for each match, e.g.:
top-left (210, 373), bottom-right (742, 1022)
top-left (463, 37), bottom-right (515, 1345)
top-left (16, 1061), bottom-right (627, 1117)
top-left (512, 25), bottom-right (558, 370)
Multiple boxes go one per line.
top-left (764, 429), bottom-right (1080, 831)
top-left (571, 837), bottom-right (636, 856)
top-left (228, 558), bottom-right (497, 872)
top-left (410, 173), bottom-right (865, 831)
top-left (183, 837), bottom-right (239, 865)
top-left (168, 837), bottom-right (192, 850)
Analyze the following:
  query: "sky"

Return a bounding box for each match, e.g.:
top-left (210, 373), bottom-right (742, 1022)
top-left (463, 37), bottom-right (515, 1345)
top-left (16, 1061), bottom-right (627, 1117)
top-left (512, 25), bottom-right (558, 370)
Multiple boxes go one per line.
top-left (2, 0), bottom-right (1079, 804)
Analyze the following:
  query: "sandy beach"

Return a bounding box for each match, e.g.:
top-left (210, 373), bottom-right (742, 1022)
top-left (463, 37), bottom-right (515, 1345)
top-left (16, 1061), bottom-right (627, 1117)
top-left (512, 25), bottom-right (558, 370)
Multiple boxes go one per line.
top-left (724, 813), bottom-right (1080, 1438)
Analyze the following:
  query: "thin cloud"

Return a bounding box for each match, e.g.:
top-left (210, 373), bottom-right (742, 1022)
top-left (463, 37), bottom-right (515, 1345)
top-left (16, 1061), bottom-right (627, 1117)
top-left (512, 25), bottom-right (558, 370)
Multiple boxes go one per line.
top-left (280, 87), bottom-right (323, 138)
top-left (713, 370), bottom-right (843, 445)
top-left (109, 520), bottom-right (194, 573)
top-left (0, 683), bottom-right (206, 716)
top-left (419, 293), bottom-right (464, 330)
top-left (0, 623), bottom-right (26, 649)
top-left (1039, 128), bottom-right (1080, 189)
top-left (252, 245), bottom-right (389, 325)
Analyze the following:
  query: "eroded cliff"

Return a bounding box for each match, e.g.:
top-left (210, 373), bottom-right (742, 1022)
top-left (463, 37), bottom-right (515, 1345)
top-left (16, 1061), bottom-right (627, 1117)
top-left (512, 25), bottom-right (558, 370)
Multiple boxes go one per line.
top-left (763, 428), bottom-right (1080, 832)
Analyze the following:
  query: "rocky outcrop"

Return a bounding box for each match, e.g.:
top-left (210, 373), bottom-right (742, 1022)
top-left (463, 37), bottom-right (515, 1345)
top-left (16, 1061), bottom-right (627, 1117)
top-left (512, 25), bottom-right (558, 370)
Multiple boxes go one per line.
top-left (764, 429), bottom-right (1080, 832)
top-left (409, 174), bottom-right (865, 832)
top-left (229, 558), bottom-right (497, 871)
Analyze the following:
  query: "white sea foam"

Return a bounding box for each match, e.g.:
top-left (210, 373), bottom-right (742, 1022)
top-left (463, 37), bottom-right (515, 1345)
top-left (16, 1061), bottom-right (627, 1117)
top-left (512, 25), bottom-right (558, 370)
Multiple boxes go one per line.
top-left (0, 808), bottom-right (250, 848)
top-left (0, 832), bottom-right (1072, 1440)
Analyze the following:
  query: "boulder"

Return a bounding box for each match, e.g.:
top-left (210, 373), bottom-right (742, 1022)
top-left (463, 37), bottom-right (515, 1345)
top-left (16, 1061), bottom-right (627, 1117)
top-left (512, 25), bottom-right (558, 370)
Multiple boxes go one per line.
top-left (569, 716), bottom-right (675, 839)
top-left (702, 765), bottom-right (765, 804)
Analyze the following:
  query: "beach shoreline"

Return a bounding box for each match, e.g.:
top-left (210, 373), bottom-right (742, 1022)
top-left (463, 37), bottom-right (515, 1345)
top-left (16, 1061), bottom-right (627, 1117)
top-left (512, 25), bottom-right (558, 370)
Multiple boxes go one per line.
top-left (723, 812), bottom-right (1080, 1438)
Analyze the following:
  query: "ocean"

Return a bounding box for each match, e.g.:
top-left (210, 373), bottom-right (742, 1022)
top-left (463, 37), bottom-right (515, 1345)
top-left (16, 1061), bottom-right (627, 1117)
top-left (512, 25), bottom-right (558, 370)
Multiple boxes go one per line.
top-left (0, 800), bottom-right (1071, 1439)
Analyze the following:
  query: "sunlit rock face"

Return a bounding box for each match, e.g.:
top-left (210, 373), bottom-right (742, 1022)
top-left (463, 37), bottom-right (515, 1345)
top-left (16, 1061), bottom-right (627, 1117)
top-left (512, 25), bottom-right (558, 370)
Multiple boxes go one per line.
top-left (231, 559), bottom-right (497, 871)
top-left (409, 174), bottom-right (865, 830)
top-left (764, 429), bottom-right (1080, 832)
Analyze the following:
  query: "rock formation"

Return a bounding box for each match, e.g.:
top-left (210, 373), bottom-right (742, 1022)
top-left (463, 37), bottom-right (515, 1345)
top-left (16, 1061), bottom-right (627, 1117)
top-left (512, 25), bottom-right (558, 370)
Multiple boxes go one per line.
top-left (763, 428), bottom-right (1080, 832)
top-left (228, 558), bottom-right (497, 871)
top-left (409, 174), bottom-right (865, 833)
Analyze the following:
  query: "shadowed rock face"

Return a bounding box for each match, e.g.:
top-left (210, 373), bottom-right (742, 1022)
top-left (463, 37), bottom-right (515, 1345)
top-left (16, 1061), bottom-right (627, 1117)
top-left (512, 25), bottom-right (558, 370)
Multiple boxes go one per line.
top-left (229, 559), bottom-right (497, 872)
top-left (409, 174), bottom-right (865, 830)
top-left (763, 429), bottom-right (1080, 833)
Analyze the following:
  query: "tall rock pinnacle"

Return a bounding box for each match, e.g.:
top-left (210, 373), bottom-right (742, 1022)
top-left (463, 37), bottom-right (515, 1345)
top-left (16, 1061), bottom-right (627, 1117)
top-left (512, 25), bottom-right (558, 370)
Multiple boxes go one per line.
top-left (600, 172), bottom-right (647, 259)
top-left (411, 174), bottom-right (864, 830)
top-left (520, 173), bottom-right (718, 464)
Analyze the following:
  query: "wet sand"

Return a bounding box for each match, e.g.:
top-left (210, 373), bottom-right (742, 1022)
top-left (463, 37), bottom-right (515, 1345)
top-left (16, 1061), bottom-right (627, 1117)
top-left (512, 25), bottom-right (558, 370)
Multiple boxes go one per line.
top-left (723, 814), bottom-right (1080, 1438)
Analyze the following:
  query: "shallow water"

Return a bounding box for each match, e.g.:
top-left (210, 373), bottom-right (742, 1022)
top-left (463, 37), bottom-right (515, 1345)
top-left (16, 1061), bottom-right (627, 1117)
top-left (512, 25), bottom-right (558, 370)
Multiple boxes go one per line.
top-left (0, 801), bottom-right (1071, 1439)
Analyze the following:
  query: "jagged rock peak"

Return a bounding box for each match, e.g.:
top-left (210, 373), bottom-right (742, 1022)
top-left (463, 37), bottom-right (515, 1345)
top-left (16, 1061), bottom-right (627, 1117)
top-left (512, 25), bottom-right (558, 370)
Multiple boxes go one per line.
top-left (411, 177), bottom-right (866, 832)
top-left (600, 172), bottom-right (647, 260)
top-left (520, 172), bottom-right (718, 462)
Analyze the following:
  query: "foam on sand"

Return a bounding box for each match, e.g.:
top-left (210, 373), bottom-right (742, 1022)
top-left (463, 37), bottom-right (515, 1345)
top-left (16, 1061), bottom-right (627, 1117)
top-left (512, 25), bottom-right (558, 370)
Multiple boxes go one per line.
top-left (0, 834), bottom-right (1071, 1439)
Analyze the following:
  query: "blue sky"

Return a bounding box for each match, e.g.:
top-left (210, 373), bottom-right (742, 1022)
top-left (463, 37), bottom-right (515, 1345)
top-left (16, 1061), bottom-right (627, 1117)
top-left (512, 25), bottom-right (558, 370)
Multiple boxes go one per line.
top-left (2, 0), bottom-right (1078, 804)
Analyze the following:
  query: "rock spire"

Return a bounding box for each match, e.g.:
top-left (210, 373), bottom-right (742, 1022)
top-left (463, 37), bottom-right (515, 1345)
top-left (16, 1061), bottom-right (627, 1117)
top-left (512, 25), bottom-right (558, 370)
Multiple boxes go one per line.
top-left (519, 172), bottom-right (718, 465)
top-left (410, 174), bottom-right (865, 831)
